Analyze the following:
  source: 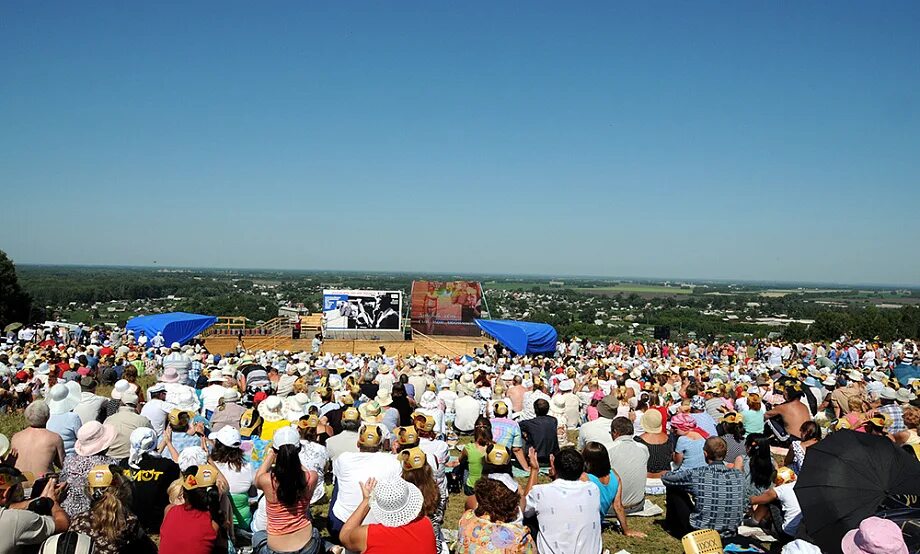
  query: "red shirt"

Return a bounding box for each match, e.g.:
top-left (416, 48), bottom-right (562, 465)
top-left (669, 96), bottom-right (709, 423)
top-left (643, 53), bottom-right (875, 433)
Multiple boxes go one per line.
top-left (159, 504), bottom-right (218, 554)
top-left (365, 517), bottom-right (436, 554)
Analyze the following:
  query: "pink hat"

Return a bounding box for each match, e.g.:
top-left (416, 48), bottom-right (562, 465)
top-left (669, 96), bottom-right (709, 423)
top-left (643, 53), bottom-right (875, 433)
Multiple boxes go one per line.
top-left (592, 390), bottom-right (605, 401)
top-left (671, 412), bottom-right (698, 433)
top-left (74, 421), bottom-right (118, 457)
top-left (841, 517), bottom-right (907, 554)
top-left (159, 367), bottom-right (180, 383)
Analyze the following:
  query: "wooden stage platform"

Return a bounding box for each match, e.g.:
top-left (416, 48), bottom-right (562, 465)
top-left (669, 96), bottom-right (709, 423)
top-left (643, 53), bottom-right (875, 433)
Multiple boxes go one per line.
top-left (204, 334), bottom-right (493, 358)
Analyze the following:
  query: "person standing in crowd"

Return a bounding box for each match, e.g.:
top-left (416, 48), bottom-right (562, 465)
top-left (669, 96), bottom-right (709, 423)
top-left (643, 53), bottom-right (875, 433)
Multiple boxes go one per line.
top-left (139, 383), bottom-right (169, 435)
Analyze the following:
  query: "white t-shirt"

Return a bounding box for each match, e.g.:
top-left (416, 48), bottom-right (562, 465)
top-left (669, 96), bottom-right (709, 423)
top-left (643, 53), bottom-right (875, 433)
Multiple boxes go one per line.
top-left (200, 385), bottom-right (228, 414)
top-left (213, 461), bottom-right (255, 494)
top-left (524, 479), bottom-right (602, 554)
top-left (140, 398), bottom-right (169, 435)
top-left (775, 483), bottom-right (802, 536)
top-left (331, 451), bottom-right (400, 524)
top-left (453, 395), bottom-right (481, 432)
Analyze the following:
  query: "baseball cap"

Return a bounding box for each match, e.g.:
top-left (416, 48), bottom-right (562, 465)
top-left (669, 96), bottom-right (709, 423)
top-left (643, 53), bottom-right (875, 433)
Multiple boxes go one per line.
top-left (208, 426), bottom-right (242, 448)
top-left (271, 426), bottom-right (300, 449)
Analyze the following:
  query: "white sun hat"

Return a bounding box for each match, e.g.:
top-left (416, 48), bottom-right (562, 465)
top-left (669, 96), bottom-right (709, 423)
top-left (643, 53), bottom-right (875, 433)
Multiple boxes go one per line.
top-left (369, 477), bottom-right (424, 528)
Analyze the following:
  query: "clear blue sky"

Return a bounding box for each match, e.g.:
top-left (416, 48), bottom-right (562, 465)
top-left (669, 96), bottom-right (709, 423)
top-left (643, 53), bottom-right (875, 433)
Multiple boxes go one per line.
top-left (2, 2), bottom-right (918, 285)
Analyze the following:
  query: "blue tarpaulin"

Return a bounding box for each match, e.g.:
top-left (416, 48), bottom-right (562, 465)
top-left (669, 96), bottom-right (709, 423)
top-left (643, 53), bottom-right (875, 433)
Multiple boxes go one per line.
top-left (475, 319), bottom-right (557, 356)
top-left (126, 312), bottom-right (217, 346)
top-left (893, 363), bottom-right (920, 385)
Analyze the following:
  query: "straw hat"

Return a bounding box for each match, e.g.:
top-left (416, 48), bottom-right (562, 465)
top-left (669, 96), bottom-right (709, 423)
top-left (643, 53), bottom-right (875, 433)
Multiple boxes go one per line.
top-left (640, 410), bottom-right (663, 434)
top-left (74, 421), bottom-right (118, 457)
top-left (359, 400), bottom-right (383, 422)
top-left (258, 396), bottom-right (286, 422)
top-left (369, 478), bottom-right (424, 528)
top-left (375, 389), bottom-right (393, 407)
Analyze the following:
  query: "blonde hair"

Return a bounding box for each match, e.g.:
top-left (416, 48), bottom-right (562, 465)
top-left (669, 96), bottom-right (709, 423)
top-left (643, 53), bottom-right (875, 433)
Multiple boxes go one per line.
top-left (88, 472), bottom-right (132, 542)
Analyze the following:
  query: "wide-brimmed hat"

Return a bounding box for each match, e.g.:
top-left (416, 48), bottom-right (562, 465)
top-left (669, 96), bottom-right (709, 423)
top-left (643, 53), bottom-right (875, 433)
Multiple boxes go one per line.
top-left (207, 370), bottom-right (225, 383)
top-left (168, 387), bottom-right (200, 412)
top-left (110, 380), bottom-right (131, 400)
top-left (47, 383), bottom-right (79, 415)
top-left (419, 391), bottom-right (439, 410)
top-left (74, 421), bottom-right (118, 457)
top-left (841, 516), bottom-right (908, 554)
top-left (640, 409), bottom-right (663, 434)
top-left (159, 368), bottom-right (180, 383)
top-left (375, 389), bottom-right (393, 407)
top-left (369, 477), bottom-right (424, 528)
top-left (258, 396), bottom-right (286, 422)
top-left (359, 400), bottom-right (383, 422)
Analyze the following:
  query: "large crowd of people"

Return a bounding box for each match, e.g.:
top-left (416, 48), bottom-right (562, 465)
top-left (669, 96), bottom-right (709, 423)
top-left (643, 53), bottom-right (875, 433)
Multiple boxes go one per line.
top-left (0, 323), bottom-right (918, 554)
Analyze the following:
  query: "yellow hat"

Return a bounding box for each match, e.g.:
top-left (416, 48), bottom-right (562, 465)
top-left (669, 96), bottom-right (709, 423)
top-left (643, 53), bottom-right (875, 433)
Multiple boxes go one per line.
top-left (339, 393), bottom-right (355, 406)
top-left (485, 444), bottom-right (511, 466)
top-left (358, 424), bottom-right (383, 448)
top-left (412, 413), bottom-right (436, 433)
top-left (298, 414), bottom-right (319, 429)
top-left (775, 466), bottom-right (796, 486)
top-left (182, 464), bottom-right (218, 490)
top-left (493, 401), bottom-right (509, 417)
top-left (342, 407), bottom-right (360, 422)
top-left (239, 408), bottom-right (262, 436)
top-left (168, 409), bottom-right (194, 426)
top-left (87, 465), bottom-right (114, 489)
top-left (399, 447), bottom-right (427, 471)
top-left (397, 426), bottom-right (419, 446)
top-left (721, 411), bottom-right (743, 424)
top-left (0, 466), bottom-right (25, 489)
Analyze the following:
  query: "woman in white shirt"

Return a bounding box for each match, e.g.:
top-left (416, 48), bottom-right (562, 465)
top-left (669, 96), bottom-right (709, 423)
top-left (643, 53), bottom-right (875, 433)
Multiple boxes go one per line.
top-left (208, 426), bottom-right (255, 530)
top-left (296, 414), bottom-right (330, 503)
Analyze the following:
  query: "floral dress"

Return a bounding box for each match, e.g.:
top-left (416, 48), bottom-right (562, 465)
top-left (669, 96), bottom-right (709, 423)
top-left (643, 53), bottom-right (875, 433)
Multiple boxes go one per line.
top-left (456, 510), bottom-right (534, 553)
top-left (61, 453), bottom-right (117, 516)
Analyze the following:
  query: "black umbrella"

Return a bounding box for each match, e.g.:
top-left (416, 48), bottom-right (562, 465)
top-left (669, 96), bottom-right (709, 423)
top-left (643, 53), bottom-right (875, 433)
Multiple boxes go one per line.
top-left (795, 429), bottom-right (920, 553)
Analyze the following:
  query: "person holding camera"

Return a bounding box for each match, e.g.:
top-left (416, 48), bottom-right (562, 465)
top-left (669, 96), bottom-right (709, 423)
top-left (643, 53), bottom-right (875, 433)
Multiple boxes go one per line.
top-left (0, 465), bottom-right (69, 552)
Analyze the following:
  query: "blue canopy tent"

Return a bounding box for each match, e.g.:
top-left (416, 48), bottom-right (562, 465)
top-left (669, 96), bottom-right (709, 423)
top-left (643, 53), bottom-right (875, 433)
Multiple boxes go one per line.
top-left (475, 319), bottom-right (557, 356)
top-left (126, 312), bottom-right (217, 346)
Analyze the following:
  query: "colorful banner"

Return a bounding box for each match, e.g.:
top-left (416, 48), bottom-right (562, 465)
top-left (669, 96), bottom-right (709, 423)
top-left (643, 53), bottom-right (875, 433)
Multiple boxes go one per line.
top-left (322, 290), bottom-right (402, 330)
top-left (410, 281), bottom-right (483, 336)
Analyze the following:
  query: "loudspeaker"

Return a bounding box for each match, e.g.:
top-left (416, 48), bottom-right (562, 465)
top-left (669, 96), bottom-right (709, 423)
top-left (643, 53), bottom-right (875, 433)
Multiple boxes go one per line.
top-left (654, 325), bottom-right (671, 340)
